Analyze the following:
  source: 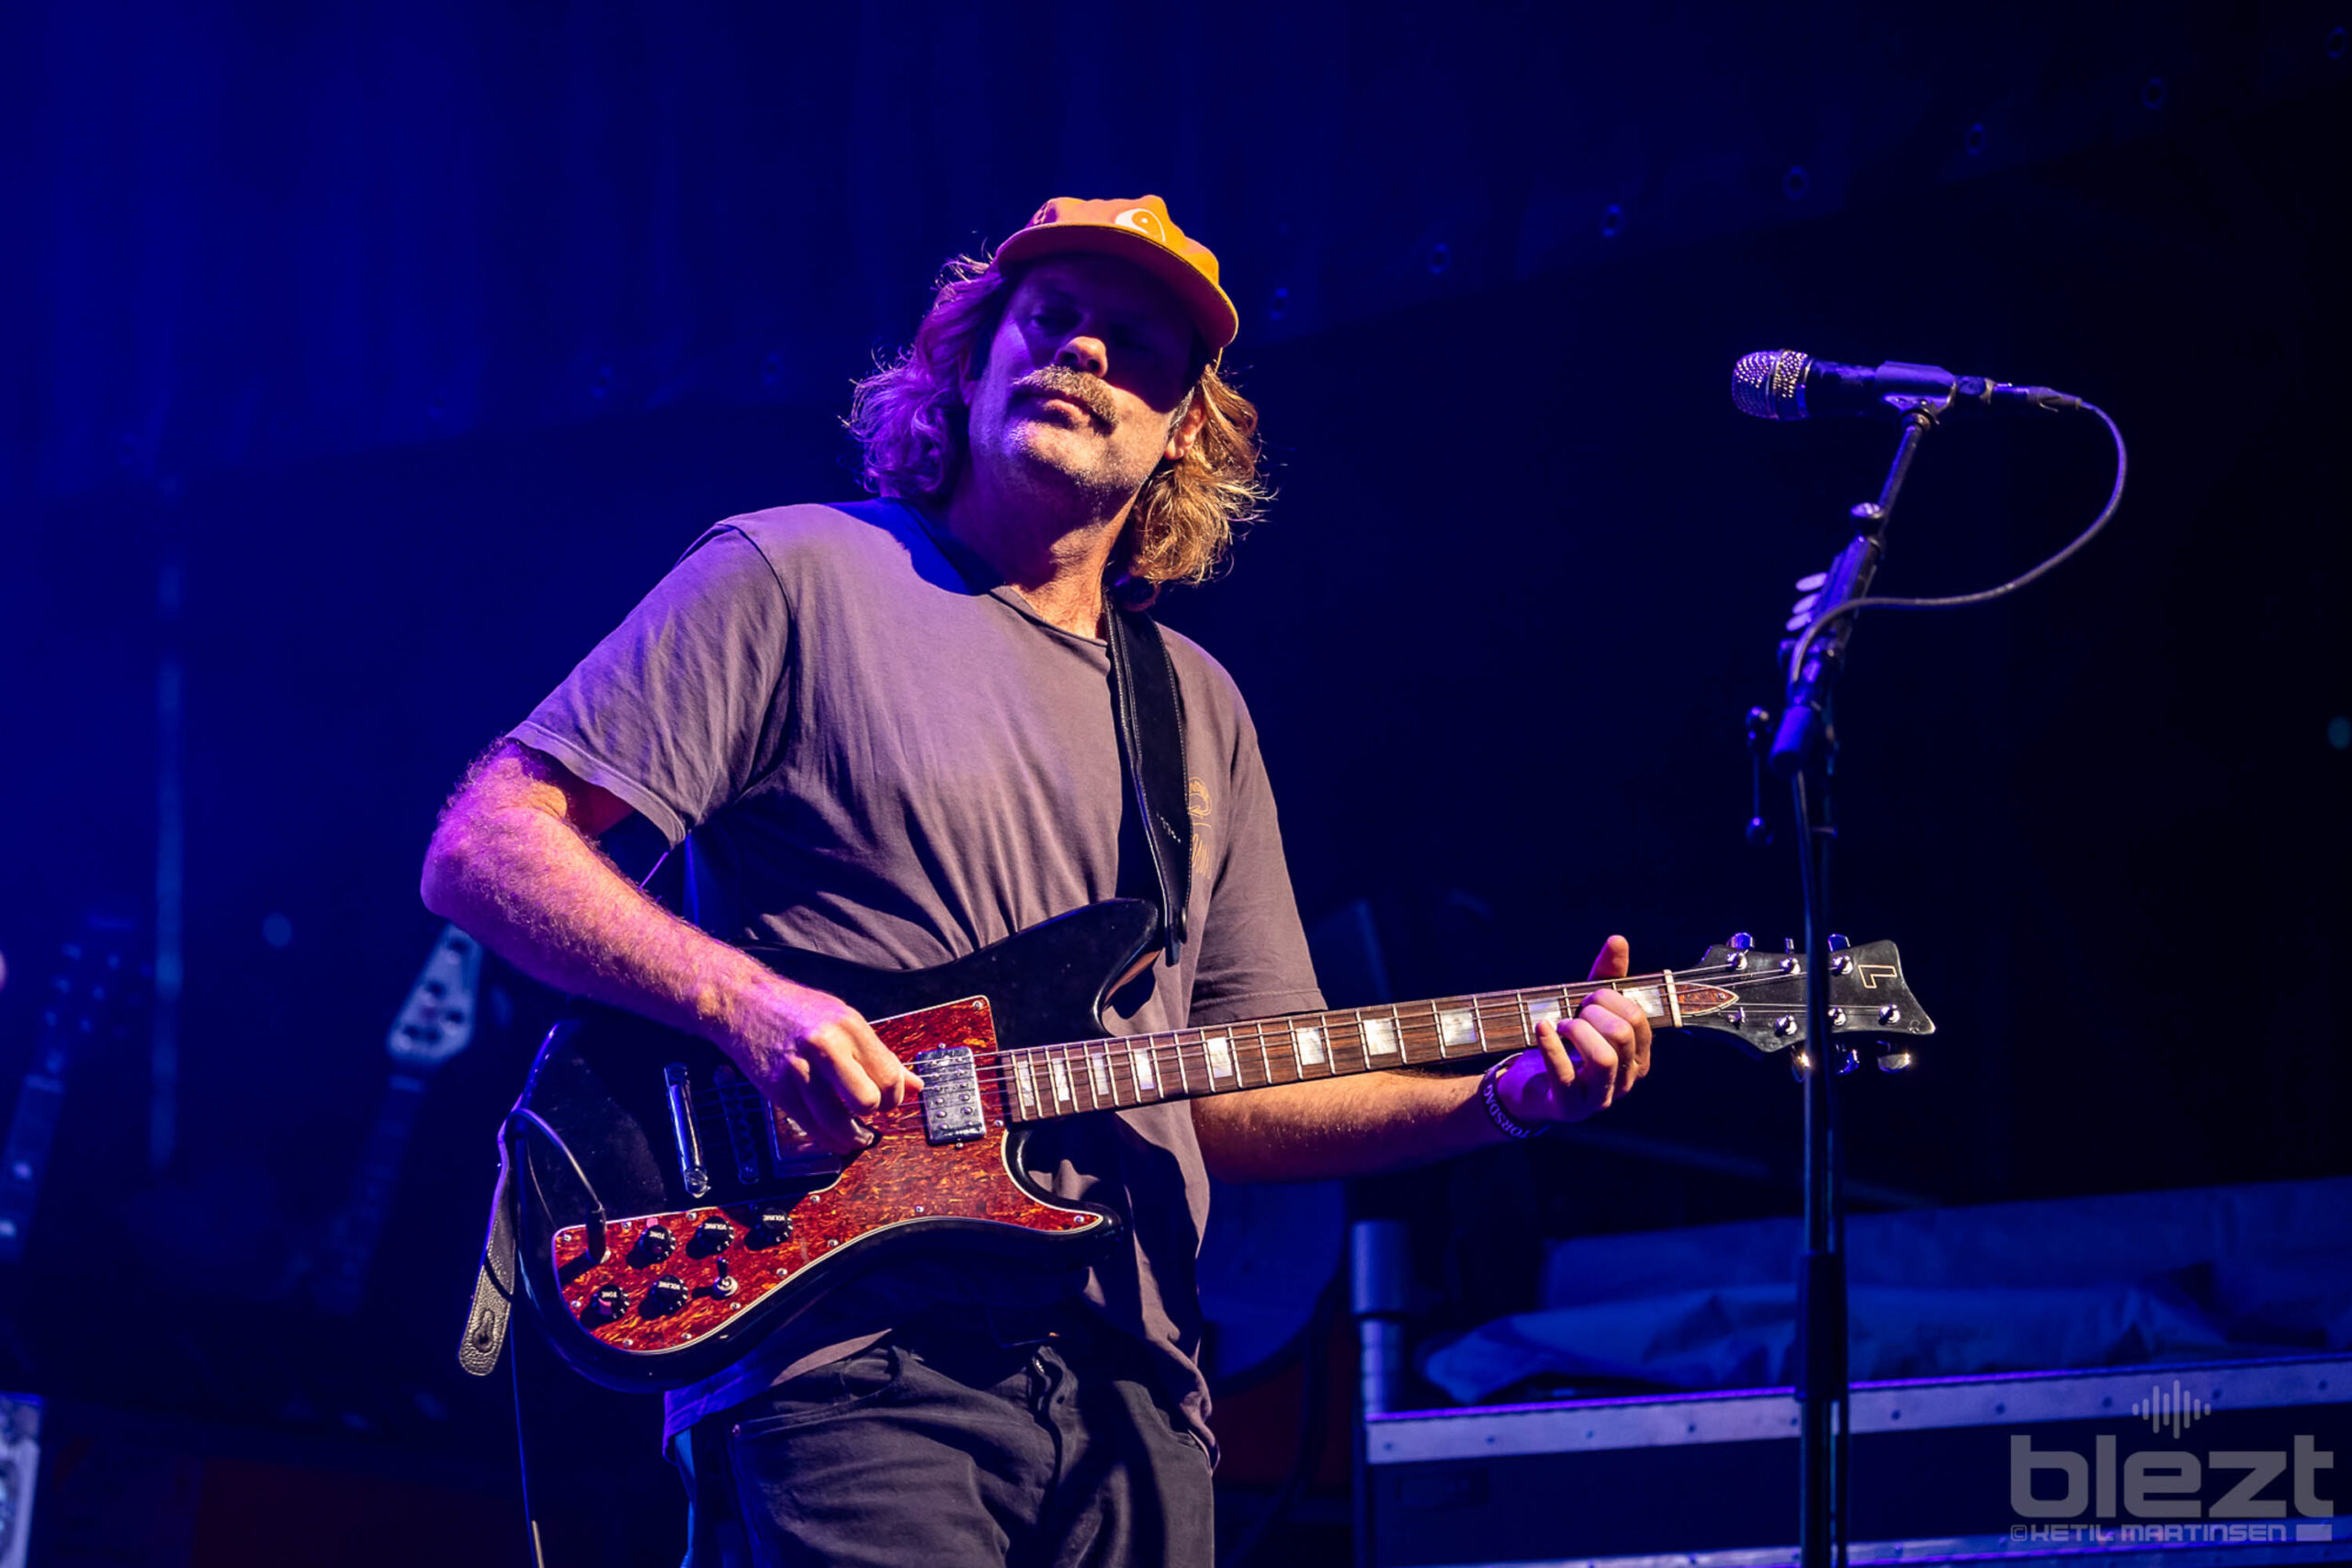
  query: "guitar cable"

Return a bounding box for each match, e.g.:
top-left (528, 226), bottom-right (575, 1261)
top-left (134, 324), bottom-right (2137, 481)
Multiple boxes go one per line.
top-left (500, 1107), bottom-right (608, 1568)
top-left (1785, 400), bottom-right (2130, 687)
top-left (504, 1105), bottom-right (610, 1261)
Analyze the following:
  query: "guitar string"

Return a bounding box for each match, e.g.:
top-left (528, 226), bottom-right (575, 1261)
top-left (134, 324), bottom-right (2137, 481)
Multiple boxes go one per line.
top-left (957, 963), bottom-right (1842, 1086)
top-left (685, 964), bottom-right (1886, 1130)
top-left (694, 1008), bottom-right (1836, 1133)
top-left (689, 964), bottom-right (1856, 1114)
top-left (964, 1005), bottom-right (1849, 1117)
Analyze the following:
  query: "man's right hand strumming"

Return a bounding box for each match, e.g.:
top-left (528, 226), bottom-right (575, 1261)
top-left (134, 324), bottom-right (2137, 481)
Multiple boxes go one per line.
top-left (420, 739), bottom-right (918, 1157)
top-left (724, 975), bottom-right (921, 1156)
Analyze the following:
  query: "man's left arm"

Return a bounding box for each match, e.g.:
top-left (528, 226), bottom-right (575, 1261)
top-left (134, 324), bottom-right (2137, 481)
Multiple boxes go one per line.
top-left (1190, 936), bottom-right (1653, 1183)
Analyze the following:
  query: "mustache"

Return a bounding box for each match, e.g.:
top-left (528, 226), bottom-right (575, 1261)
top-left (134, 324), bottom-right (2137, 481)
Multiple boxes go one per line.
top-left (1012, 367), bottom-right (1116, 427)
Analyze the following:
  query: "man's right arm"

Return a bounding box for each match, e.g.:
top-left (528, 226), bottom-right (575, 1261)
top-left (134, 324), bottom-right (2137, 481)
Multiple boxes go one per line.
top-left (419, 739), bottom-right (916, 1153)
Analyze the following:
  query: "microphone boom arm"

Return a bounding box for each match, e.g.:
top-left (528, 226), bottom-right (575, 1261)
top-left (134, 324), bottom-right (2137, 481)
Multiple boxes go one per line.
top-left (1769, 405), bottom-right (1938, 775)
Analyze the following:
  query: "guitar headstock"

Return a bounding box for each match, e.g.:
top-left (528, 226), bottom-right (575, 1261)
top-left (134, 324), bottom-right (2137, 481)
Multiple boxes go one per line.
top-left (384, 925), bottom-right (484, 1069)
top-left (1678, 933), bottom-right (1933, 1070)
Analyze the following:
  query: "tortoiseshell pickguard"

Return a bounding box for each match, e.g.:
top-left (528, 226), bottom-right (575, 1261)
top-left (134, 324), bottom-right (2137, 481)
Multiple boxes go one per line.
top-left (550, 994), bottom-right (1102, 1354)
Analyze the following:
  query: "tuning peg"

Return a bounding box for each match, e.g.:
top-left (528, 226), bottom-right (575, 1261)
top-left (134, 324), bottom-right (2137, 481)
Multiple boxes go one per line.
top-left (1795, 571), bottom-right (1827, 592)
top-left (1827, 933), bottom-right (1850, 951)
top-left (1729, 932), bottom-right (1754, 951)
top-left (1837, 1046), bottom-right (1860, 1075)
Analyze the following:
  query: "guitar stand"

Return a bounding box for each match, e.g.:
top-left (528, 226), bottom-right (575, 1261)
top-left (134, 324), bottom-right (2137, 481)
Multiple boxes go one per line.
top-left (1757, 404), bottom-right (1939, 1568)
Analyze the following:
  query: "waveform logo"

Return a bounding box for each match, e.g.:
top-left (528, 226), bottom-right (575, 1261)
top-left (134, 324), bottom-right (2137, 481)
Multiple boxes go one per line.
top-left (2132, 1378), bottom-right (2212, 1438)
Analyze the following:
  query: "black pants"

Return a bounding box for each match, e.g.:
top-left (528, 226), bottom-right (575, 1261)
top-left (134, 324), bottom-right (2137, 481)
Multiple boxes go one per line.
top-left (677, 1310), bottom-right (1216, 1568)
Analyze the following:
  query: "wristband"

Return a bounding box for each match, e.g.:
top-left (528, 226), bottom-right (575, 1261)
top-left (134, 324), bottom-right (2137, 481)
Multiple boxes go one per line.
top-left (1479, 1052), bottom-right (1550, 1141)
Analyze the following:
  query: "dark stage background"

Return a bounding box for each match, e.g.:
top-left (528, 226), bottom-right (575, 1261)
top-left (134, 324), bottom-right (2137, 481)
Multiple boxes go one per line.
top-left (5, 4), bottom-right (2347, 1564)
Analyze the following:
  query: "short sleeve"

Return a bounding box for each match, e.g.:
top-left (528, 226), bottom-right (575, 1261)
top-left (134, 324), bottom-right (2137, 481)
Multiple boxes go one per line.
top-left (1186, 701), bottom-right (1326, 1026)
top-left (510, 525), bottom-right (791, 845)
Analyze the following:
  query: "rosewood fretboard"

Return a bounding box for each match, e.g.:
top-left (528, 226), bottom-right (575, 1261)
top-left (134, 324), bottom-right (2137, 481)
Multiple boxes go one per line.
top-left (986, 969), bottom-right (1740, 1125)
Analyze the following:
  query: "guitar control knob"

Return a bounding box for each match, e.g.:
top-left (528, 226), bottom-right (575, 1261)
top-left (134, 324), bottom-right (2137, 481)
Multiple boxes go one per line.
top-left (644, 1276), bottom-right (690, 1316)
top-left (585, 1284), bottom-right (629, 1324)
top-left (749, 1205), bottom-right (796, 1247)
top-left (632, 1224), bottom-right (675, 1266)
top-left (693, 1215), bottom-right (736, 1255)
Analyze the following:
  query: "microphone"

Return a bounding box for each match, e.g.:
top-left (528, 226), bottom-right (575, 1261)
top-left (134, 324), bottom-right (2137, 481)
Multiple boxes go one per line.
top-left (1731, 350), bottom-right (2079, 421)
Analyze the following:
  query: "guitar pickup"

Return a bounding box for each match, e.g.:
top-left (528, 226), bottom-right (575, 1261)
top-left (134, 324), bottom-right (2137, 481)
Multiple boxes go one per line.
top-left (914, 1046), bottom-right (986, 1145)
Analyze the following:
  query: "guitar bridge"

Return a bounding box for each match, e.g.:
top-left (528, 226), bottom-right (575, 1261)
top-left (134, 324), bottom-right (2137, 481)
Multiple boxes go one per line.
top-left (915, 1046), bottom-right (986, 1145)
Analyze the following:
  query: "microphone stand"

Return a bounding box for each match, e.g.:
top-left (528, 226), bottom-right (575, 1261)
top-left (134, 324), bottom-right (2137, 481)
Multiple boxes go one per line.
top-left (1765, 400), bottom-right (1939, 1568)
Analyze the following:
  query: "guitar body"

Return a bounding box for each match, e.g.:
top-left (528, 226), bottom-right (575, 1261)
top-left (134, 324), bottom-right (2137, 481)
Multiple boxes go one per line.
top-left (512, 898), bottom-right (1158, 1391)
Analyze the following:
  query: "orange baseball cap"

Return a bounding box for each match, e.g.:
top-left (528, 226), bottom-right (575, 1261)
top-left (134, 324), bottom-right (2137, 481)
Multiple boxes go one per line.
top-left (995, 195), bottom-right (1240, 353)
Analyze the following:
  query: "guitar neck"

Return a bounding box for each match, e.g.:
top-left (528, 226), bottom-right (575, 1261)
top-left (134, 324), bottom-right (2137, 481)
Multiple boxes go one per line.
top-left (993, 967), bottom-right (1735, 1125)
top-left (312, 1069), bottom-right (432, 1314)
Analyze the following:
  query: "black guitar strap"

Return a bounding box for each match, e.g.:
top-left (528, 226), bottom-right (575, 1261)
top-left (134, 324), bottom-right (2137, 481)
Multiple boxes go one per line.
top-left (1105, 604), bottom-right (1193, 966)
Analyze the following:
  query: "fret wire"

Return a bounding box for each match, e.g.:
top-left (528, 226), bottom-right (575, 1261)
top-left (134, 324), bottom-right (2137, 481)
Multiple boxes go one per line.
top-left (1254, 1021), bottom-right (1274, 1088)
top-left (968, 962), bottom-right (1753, 1109)
top-left (968, 961), bottom-right (1760, 1089)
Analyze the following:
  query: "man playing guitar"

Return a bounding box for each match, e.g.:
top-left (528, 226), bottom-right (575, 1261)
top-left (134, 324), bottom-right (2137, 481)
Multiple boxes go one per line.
top-left (421, 195), bottom-right (1652, 1567)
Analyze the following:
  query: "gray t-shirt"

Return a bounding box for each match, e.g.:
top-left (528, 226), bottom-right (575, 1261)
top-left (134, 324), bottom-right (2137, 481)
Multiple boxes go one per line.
top-left (511, 499), bottom-right (1323, 1447)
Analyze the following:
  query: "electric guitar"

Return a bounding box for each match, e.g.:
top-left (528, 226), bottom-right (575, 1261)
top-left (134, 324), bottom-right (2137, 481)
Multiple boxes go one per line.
top-left (507, 898), bottom-right (1932, 1391)
top-left (0, 925), bottom-right (146, 1267)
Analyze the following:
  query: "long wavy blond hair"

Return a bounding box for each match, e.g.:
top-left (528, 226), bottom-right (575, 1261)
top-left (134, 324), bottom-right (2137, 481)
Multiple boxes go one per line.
top-left (846, 252), bottom-right (1268, 601)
